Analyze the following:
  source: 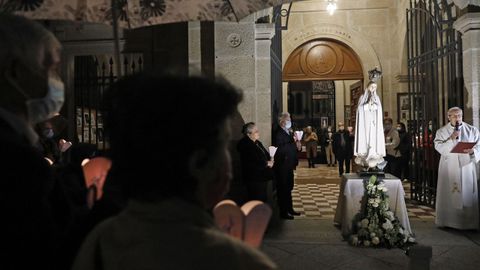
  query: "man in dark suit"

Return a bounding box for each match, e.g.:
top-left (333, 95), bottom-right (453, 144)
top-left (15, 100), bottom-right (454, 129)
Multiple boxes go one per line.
top-left (273, 112), bottom-right (299, 219)
top-left (332, 122), bottom-right (353, 176)
top-left (0, 14), bottom-right (67, 269)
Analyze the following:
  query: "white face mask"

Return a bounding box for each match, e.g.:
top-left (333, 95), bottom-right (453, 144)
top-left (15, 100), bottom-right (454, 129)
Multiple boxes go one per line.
top-left (285, 120), bottom-right (292, 129)
top-left (26, 77), bottom-right (65, 124)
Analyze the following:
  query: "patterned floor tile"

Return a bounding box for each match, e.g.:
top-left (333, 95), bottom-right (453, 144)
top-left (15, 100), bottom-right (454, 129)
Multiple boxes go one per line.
top-left (291, 160), bottom-right (436, 221)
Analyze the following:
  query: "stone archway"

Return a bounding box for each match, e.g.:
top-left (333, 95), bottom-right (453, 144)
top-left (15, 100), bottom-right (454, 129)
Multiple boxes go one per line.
top-left (281, 24), bottom-right (382, 113)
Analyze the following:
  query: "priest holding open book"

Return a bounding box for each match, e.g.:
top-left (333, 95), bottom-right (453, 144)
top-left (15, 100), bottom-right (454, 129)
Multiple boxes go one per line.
top-left (434, 107), bottom-right (479, 230)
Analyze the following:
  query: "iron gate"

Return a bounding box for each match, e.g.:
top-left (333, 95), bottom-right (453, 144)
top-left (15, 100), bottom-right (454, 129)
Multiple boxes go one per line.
top-left (406, 0), bottom-right (464, 206)
top-left (74, 54), bottom-right (143, 151)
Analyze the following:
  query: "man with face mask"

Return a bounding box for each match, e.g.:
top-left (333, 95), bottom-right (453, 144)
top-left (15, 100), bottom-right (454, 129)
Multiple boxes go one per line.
top-left (332, 122), bottom-right (353, 176)
top-left (35, 120), bottom-right (61, 164)
top-left (0, 14), bottom-right (65, 269)
top-left (272, 112), bottom-right (299, 219)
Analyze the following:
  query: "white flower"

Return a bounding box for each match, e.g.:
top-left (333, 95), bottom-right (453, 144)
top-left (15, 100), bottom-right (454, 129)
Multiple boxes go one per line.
top-left (385, 211), bottom-right (394, 221)
top-left (408, 237), bottom-right (416, 243)
top-left (370, 232), bottom-right (376, 238)
top-left (368, 198), bottom-right (375, 204)
top-left (372, 237), bottom-right (380, 245)
top-left (372, 203), bottom-right (379, 208)
top-left (382, 220), bottom-right (393, 230)
top-left (361, 218), bottom-right (369, 228)
top-left (364, 240), bottom-right (371, 246)
top-left (374, 198), bottom-right (381, 203)
top-left (399, 228), bottom-right (404, 235)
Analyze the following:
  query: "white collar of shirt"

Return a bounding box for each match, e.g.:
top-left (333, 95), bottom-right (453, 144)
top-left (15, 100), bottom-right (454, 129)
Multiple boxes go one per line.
top-left (0, 106), bottom-right (38, 145)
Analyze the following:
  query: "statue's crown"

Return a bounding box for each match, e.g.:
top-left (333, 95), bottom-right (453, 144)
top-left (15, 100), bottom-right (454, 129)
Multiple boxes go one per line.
top-left (368, 67), bottom-right (382, 82)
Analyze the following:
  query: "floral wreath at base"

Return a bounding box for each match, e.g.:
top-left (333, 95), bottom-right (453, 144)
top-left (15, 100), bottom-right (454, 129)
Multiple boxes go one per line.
top-left (348, 175), bottom-right (416, 248)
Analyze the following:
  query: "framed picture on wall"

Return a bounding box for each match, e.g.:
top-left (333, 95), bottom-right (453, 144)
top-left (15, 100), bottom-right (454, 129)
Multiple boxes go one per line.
top-left (397, 93), bottom-right (410, 123)
top-left (321, 117), bottom-right (329, 128)
top-left (344, 105), bottom-right (351, 125)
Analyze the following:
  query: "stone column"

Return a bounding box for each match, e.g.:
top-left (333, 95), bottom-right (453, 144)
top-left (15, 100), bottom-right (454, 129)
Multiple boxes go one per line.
top-left (214, 22), bottom-right (275, 146)
top-left (454, 13), bottom-right (480, 127)
top-left (188, 22), bottom-right (201, 76)
top-left (254, 23), bottom-right (275, 146)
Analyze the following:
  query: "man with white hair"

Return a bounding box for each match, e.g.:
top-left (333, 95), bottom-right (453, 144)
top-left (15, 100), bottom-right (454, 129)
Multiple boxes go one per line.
top-left (273, 112), bottom-right (299, 219)
top-left (434, 107), bottom-right (479, 229)
top-left (0, 14), bottom-right (65, 268)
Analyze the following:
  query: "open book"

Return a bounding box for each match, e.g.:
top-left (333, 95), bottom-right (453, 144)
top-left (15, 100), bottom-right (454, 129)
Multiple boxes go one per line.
top-left (450, 142), bottom-right (477, 154)
top-left (213, 200), bottom-right (272, 248)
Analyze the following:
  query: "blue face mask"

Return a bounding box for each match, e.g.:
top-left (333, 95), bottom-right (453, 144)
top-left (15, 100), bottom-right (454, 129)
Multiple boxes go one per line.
top-left (285, 120), bottom-right (292, 129)
top-left (43, 128), bottom-right (54, 139)
top-left (26, 77), bottom-right (65, 124)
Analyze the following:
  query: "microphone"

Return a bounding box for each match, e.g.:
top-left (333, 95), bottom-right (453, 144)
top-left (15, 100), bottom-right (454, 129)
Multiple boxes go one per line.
top-left (454, 121), bottom-right (460, 140)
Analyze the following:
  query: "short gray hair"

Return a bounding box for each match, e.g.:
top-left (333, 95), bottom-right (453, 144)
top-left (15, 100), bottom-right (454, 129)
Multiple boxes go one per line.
top-left (448, 107), bottom-right (463, 116)
top-left (0, 14), bottom-right (59, 74)
top-left (242, 122), bottom-right (256, 135)
top-left (278, 112), bottom-right (290, 124)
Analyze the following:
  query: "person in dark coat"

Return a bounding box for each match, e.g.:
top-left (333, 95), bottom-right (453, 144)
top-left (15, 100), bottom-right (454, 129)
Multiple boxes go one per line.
top-left (332, 122), bottom-right (353, 176)
top-left (237, 122), bottom-right (274, 203)
top-left (35, 119), bottom-right (61, 164)
top-left (0, 14), bottom-right (68, 269)
top-left (273, 112), bottom-right (299, 219)
top-left (395, 122), bottom-right (411, 181)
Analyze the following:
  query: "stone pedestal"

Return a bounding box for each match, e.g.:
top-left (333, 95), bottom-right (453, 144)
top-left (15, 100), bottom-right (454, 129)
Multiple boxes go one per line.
top-left (454, 13), bottom-right (480, 127)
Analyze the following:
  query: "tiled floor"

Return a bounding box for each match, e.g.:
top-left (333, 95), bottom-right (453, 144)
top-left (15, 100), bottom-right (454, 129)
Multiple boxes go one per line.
top-left (291, 160), bottom-right (436, 221)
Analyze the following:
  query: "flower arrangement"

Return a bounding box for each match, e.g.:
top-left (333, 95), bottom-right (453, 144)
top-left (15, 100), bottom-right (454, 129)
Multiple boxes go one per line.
top-left (348, 175), bottom-right (415, 248)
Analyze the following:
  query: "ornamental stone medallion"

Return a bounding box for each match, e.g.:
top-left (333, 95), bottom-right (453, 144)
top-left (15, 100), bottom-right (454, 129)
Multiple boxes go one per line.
top-left (227, 33), bottom-right (242, 48)
top-left (306, 44), bottom-right (337, 75)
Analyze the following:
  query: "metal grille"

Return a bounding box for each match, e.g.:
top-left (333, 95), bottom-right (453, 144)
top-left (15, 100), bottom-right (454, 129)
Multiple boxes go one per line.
top-left (74, 54), bottom-right (143, 151)
top-left (406, 0), bottom-right (463, 206)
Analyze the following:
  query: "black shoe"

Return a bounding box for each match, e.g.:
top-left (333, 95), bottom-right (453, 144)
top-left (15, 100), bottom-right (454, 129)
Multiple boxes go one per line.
top-left (289, 210), bottom-right (301, 216)
top-left (280, 213), bottom-right (294, 220)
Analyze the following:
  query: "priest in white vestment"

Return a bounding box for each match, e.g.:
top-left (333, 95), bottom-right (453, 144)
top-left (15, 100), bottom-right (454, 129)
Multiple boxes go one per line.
top-left (434, 107), bottom-right (479, 229)
top-left (354, 81), bottom-right (386, 168)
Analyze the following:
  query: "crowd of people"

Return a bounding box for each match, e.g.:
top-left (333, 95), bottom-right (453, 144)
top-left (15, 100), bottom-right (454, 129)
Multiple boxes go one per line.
top-left (1, 12), bottom-right (478, 270)
top-left (1, 14), bottom-right (278, 270)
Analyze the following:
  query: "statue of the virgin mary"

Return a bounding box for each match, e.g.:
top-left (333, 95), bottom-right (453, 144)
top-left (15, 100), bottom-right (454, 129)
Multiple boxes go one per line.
top-left (353, 68), bottom-right (386, 169)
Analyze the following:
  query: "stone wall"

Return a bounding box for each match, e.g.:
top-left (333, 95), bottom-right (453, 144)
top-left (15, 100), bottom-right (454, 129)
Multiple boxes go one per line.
top-left (209, 10), bottom-right (275, 146)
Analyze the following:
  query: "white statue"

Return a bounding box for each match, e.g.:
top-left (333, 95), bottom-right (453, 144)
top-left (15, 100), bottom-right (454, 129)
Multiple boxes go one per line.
top-left (353, 80), bottom-right (386, 169)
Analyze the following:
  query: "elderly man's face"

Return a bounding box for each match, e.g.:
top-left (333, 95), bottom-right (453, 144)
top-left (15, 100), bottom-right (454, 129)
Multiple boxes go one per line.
top-left (19, 39), bottom-right (62, 100)
top-left (448, 111), bottom-right (462, 126)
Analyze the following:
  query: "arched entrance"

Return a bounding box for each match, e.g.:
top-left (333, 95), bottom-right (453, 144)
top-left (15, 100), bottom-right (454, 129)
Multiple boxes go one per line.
top-left (282, 38), bottom-right (363, 130)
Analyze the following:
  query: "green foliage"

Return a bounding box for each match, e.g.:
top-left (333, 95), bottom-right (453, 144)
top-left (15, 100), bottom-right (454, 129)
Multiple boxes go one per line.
top-left (348, 175), bottom-right (415, 248)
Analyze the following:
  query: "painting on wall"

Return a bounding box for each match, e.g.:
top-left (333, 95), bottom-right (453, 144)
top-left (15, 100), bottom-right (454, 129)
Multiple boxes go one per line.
top-left (321, 117), bottom-right (329, 128)
top-left (344, 105), bottom-right (351, 126)
top-left (397, 93), bottom-right (410, 123)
